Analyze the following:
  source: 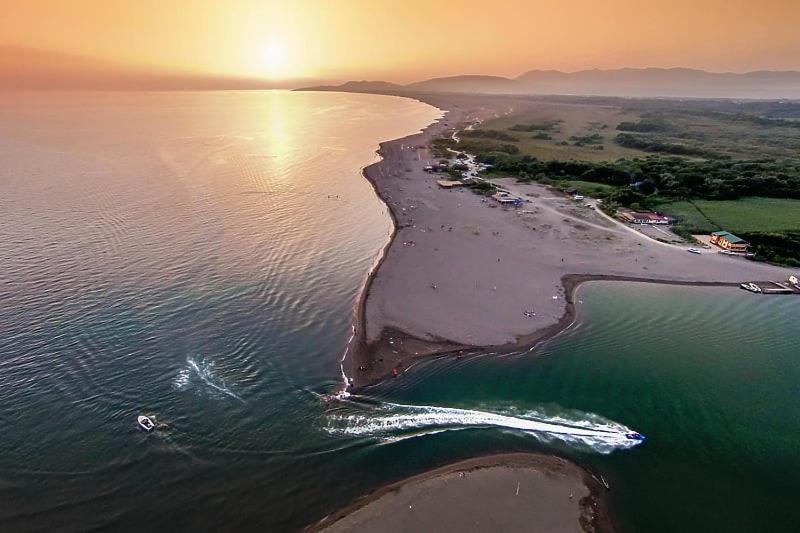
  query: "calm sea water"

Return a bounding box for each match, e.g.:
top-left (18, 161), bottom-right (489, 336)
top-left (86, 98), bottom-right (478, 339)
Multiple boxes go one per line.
top-left (1, 92), bottom-right (798, 532)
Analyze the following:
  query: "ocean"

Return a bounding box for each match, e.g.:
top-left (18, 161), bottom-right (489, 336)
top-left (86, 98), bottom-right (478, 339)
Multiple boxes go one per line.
top-left (1, 91), bottom-right (798, 532)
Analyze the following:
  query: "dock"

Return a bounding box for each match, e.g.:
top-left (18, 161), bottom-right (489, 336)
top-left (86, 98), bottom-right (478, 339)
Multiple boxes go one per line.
top-left (740, 279), bottom-right (800, 295)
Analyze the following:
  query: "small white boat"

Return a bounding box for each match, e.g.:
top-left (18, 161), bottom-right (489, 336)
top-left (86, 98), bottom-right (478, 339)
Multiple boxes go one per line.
top-left (137, 415), bottom-right (155, 432)
top-left (740, 283), bottom-right (762, 294)
top-left (687, 248), bottom-right (701, 255)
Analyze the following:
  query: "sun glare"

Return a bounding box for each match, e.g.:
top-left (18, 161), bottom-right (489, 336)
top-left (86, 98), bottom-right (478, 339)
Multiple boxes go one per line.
top-left (262, 44), bottom-right (287, 78)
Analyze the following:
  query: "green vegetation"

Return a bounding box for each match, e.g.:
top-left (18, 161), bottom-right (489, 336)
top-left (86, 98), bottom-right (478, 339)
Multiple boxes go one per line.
top-left (617, 118), bottom-right (674, 133)
top-left (569, 133), bottom-right (603, 145)
top-left (657, 198), bottom-right (800, 234)
top-left (458, 139), bottom-right (520, 155)
top-left (612, 112), bottom-right (800, 160)
top-left (472, 154), bottom-right (800, 203)
top-left (556, 180), bottom-right (616, 197)
top-left (430, 137), bottom-right (457, 158)
top-left (510, 120), bottom-right (561, 132)
top-left (658, 198), bottom-right (800, 266)
top-left (434, 97), bottom-right (800, 265)
top-left (615, 133), bottom-right (723, 158)
top-left (461, 129), bottom-right (519, 141)
top-left (468, 180), bottom-right (497, 196)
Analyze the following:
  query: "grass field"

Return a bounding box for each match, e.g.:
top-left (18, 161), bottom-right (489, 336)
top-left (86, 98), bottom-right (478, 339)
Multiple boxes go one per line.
top-left (556, 180), bottom-right (617, 196)
top-left (471, 97), bottom-right (800, 162)
top-left (475, 101), bottom-right (648, 162)
top-left (657, 197), bottom-right (800, 234)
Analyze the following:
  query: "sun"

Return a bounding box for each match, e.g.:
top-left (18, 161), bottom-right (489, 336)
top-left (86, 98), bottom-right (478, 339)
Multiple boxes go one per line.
top-left (262, 44), bottom-right (287, 78)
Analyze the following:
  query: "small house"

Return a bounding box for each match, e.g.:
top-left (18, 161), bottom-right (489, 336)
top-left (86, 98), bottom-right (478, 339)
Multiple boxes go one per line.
top-left (710, 231), bottom-right (749, 252)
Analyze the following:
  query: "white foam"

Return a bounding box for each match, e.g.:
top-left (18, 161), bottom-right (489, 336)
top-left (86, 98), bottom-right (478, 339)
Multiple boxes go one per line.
top-left (173, 356), bottom-right (244, 403)
top-left (324, 400), bottom-right (643, 454)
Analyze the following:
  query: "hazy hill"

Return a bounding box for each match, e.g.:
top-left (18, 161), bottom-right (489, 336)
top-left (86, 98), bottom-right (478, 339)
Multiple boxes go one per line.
top-left (515, 68), bottom-right (800, 98)
top-left (405, 75), bottom-right (521, 94)
top-left (301, 68), bottom-right (800, 99)
top-left (298, 80), bottom-right (405, 93)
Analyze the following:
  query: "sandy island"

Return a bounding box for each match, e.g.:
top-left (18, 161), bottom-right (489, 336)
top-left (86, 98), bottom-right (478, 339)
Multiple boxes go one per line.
top-left (346, 92), bottom-right (795, 388)
top-left (310, 453), bottom-right (612, 533)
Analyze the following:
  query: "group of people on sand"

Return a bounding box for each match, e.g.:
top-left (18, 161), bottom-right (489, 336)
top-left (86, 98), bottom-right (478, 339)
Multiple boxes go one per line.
top-left (523, 310), bottom-right (536, 318)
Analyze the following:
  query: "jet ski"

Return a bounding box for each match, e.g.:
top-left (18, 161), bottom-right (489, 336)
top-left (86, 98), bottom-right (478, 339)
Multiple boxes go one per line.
top-left (137, 415), bottom-right (155, 432)
top-left (626, 432), bottom-right (646, 441)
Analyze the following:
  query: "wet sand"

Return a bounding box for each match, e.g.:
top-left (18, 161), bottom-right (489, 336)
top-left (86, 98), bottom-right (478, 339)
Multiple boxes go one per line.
top-left (346, 92), bottom-right (796, 387)
top-left (310, 454), bottom-right (612, 533)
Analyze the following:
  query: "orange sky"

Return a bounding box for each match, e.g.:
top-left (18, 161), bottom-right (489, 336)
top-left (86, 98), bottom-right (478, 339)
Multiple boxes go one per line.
top-left (3, 0), bottom-right (800, 84)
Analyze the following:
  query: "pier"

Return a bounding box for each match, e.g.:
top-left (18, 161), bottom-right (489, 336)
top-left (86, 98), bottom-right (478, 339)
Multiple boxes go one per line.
top-left (740, 279), bottom-right (800, 295)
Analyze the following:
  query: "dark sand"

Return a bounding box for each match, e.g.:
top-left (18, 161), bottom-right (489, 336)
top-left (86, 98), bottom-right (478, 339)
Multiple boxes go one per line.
top-left (310, 454), bottom-right (612, 533)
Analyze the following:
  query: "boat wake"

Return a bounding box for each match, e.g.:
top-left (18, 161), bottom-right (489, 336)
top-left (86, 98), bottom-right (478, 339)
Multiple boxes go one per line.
top-left (174, 356), bottom-right (244, 403)
top-left (323, 399), bottom-right (643, 454)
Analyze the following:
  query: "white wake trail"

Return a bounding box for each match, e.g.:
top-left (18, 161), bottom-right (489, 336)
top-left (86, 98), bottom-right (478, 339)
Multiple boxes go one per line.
top-left (324, 400), bottom-right (644, 454)
top-left (174, 356), bottom-right (245, 403)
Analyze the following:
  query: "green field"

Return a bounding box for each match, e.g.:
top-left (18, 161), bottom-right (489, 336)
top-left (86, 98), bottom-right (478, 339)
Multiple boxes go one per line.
top-left (556, 180), bottom-right (617, 196)
top-left (658, 197), bottom-right (800, 234)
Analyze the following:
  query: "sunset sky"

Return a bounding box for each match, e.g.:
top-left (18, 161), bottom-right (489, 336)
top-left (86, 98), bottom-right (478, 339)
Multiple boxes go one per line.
top-left (3, 0), bottom-right (800, 85)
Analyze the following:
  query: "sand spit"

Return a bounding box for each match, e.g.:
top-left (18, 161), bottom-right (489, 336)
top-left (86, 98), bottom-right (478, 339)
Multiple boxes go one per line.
top-left (309, 453), bottom-right (613, 533)
top-left (344, 92), bottom-right (795, 388)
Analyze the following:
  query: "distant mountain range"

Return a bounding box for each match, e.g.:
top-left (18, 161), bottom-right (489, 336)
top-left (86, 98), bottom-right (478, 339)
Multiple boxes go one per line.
top-left (300, 68), bottom-right (800, 99)
top-left (4, 47), bottom-right (799, 99)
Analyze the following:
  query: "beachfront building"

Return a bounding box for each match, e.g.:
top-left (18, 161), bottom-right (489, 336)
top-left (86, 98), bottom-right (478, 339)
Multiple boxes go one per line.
top-left (619, 211), bottom-right (671, 225)
top-left (436, 179), bottom-right (465, 189)
top-left (710, 231), bottom-right (749, 252)
top-left (491, 191), bottom-right (523, 207)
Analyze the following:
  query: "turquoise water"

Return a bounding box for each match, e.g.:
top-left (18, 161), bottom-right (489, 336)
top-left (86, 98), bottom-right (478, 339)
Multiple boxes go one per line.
top-left (366, 283), bottom-right (800, 532)
top-left (1, 91), bottom-right (798, 532)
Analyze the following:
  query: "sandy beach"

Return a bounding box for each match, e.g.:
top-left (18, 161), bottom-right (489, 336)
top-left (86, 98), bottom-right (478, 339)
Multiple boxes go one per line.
top-left (347, 92), bottom-right (796, 387)
top-left (310, 453), bottom-right (612, 533)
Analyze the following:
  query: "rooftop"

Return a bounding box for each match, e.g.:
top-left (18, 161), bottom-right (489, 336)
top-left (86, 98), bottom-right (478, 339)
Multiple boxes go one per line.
top-left (712, 231), bottom-right (747, 244)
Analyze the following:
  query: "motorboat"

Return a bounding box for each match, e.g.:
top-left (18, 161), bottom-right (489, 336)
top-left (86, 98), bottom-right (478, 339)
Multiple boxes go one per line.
top-left (687, 248), bottom-right (701, 254)
top-left (740, 283), bottom-right (762, 294)
top-left (137, 415), bottom-right (155, 432)
top-left (626, 432), bottom-right (646, 442)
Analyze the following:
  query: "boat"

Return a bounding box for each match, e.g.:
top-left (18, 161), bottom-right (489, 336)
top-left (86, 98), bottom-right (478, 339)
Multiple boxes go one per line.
top-left (790, 275), bottom-right (799, 288)
top-left (137, 415), bottom-right (155, 432)
top-left (626, 432), bottom-right (646, 442)
top-left (687, 248), bottom-right (701, 254)
top-left (739, 282), bottom-right (762, 293)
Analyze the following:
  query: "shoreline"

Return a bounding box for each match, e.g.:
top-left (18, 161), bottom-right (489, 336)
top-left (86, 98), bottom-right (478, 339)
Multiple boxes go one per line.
top-left (345, 90), bottom-right (789, 390)
top-left (345, 99), bottom-right (465, 388)
top-left (352, 270), bottom-right (740, 390)
top-left (308, 453), bottom-right (615, 532)
top-left (320, 89), bottom-right (794, 533)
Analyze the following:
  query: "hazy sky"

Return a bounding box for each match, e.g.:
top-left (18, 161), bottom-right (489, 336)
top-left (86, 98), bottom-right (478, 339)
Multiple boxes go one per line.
top-left (3, 0), bottom-right (800, 83)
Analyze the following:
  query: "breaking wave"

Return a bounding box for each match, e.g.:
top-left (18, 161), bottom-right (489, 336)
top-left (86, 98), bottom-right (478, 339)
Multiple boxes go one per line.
top-left (323, 399), bottom-right (643, 454)
top-left (174, 356), bottom-right (244, 403)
